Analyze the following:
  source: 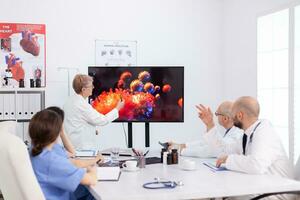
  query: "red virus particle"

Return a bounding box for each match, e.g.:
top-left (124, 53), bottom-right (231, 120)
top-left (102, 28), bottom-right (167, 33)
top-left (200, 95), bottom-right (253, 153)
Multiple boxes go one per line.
top-left (155, 94), bottom-right (160, 100)
top-left (120, 71), bottom-right (132, 81)
top-left (138, 71), bottom-right (150, 82)
top-left (144, 82), bottom-right (155, 93)
top-left (117, 79), bottom-right (125, 88)
top-left (178, 97), bottom-right (183, 108)
top-left (130, 79), bottom-right (144, 92)
top-left (154, 85), bottom-right (160, 91)
top-left (162, 84), bottom-right (171, 93)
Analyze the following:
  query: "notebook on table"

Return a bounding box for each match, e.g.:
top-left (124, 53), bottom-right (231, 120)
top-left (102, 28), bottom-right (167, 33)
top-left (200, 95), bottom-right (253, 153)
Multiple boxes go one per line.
top-left (75, 150), bottom-right (96, 157)
top-left (97, 166), bottom-right (121, 181)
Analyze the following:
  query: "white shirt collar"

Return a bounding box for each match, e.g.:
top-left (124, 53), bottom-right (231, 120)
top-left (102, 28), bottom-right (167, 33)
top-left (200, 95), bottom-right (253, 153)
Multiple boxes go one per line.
top-left (244, 120), bottom-right (260, 136)
top-left (74, 93), bottom-right (86, 102)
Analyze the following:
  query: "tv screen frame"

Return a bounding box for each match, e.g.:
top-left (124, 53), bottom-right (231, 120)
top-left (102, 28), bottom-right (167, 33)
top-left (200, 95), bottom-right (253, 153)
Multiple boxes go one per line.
top-left (88, 66), bottom-right (184, 123)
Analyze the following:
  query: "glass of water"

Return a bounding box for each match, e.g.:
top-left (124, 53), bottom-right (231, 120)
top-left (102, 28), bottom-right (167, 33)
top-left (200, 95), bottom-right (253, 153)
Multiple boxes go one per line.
top-left (110, 147), bottom-right (120, 163)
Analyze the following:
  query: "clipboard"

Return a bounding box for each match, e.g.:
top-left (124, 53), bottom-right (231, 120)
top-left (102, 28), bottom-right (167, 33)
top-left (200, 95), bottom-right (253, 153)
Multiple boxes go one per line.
top-left (203, 162), bottom-right (227, 172)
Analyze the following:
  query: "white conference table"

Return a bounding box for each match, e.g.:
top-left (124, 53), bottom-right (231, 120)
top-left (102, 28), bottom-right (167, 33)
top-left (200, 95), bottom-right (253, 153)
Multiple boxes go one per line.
top-left (88, 157), bottom-right (300, 200)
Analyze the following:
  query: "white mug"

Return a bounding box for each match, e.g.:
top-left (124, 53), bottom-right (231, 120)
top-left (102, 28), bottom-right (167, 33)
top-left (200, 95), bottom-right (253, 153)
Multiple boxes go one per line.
top-left (122, 160), bottom-right (137, 170)
top-left (180, 159), bottom-right (196, 170)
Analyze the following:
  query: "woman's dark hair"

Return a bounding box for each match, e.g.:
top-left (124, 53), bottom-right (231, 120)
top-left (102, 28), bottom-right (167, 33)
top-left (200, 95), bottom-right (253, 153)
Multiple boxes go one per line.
top-left (29, 109), bottom-right (62, 157)
top-left (46, 106), bottom-right (64, 121)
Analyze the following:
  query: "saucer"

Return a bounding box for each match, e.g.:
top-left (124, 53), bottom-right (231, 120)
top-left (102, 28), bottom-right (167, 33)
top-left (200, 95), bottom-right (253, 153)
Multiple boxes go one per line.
top-left (181, 167), bottom-right (197, 171)
top-left (179, 165), bottom-right (197, 171)
top-left (122, 167), bottom-right (140, 172)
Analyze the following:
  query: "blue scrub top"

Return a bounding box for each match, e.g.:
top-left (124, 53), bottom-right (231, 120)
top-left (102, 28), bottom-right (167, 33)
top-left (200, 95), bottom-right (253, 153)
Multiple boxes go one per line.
top-left (52, 143), bottom-right (68, 158)
top-left (30, 143), bottom-right (85, 200)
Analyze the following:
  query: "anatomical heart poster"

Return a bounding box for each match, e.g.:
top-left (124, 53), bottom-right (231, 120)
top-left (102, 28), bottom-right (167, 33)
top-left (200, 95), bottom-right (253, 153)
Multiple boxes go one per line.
top-left (0, 23), bottom-right (46, 88)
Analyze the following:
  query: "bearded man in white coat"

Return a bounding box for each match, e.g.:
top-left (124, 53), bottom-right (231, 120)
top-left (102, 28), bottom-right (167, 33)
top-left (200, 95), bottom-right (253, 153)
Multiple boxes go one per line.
top-left (214, 96), bottom-right (294, 200)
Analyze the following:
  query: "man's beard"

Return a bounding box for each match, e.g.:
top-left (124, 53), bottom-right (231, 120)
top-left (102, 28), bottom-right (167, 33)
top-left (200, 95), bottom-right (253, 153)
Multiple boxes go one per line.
top-left (233, 117), bottom-right (243, 129)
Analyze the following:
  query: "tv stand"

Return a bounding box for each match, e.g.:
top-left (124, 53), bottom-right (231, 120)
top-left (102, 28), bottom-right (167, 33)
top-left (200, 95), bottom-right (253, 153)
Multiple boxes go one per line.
top-left (127, 122), bottom-right (150, 148)
top-left (128, 122), bottom-right (133, 148)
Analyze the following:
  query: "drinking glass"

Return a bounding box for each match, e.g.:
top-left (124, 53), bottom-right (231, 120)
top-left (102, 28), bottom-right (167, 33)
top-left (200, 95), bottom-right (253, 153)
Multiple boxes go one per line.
top-left (110, 147), bottom-right (120, 163)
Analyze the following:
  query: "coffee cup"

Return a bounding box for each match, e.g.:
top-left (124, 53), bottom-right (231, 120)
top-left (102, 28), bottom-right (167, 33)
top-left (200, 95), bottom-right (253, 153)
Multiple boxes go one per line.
top-left (180, 159), bottom-right (196, 170)
top-left (122, 160), bottom-right (137, 170)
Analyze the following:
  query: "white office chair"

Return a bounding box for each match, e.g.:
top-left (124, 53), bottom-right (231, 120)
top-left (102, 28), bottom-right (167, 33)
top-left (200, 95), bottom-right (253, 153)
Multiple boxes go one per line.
top-left (0, 131), bottom-right (45, 200)
top-left (251, 157), bottom-right (300, 200)
top-left (295, 156), bottom-right (300, 181)
top-left (0, 120), bottom-right (16, 135)
top-left (0, 120), bottom-right (17, 198)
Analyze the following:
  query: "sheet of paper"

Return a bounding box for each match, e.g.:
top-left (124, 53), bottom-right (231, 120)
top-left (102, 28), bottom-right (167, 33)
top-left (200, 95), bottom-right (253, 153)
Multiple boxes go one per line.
top-left (97, 167), bottom-right (121, 181)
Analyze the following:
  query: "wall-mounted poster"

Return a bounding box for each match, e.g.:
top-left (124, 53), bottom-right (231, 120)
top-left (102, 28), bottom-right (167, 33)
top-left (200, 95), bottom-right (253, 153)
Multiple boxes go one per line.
top-left (95, 40), bottom-right (137, 66)
top-left (0, 23), bottom-right (46, 88)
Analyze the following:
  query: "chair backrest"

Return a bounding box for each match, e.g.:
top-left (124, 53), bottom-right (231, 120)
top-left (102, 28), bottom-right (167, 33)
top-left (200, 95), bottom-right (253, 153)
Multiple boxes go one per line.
top-left (0, 120), bottom-right (17, 135)
top-left (295, 156), bottom-right (300, 181)
top-left (0, 132), bottom-right (45, 200)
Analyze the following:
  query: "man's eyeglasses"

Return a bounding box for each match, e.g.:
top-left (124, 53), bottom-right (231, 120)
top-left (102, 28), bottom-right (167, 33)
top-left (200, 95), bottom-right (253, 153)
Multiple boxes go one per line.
top-left (215, 112), bottom-right (225, 117)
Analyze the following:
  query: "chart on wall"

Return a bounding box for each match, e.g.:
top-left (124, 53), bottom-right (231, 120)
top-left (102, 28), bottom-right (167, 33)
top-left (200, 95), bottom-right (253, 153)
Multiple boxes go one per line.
top-left (95, 40), bottom-right (137, 66)
top-left (0, 23), bottom-right (46, 88)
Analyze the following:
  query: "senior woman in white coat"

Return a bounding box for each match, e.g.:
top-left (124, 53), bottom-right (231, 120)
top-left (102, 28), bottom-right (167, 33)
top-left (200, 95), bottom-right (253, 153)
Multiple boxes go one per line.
top-left (63, 74), bottom-right (124, 150)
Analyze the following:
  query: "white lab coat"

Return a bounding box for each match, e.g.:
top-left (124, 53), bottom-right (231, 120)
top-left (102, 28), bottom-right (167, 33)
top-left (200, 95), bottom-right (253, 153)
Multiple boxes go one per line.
top-left (181, 126), bottom-right (243, 157)
top-left (206, 120), bottom-right (294, 178)
top-left (63, 94), bottom-right (119, 150)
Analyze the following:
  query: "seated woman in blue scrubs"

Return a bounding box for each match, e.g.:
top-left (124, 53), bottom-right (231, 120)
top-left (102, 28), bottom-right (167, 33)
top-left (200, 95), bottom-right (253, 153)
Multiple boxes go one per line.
top-left (29, 109), bottom-right (97, 200)
top-left (46, 106), bottom-right (103, 168)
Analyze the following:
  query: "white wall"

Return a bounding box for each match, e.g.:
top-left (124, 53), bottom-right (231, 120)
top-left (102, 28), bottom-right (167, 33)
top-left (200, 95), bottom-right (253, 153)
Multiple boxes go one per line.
top-left (1, 0), bottom-right (224, 150)
top-left (222, 0), bottom-right (300, 101)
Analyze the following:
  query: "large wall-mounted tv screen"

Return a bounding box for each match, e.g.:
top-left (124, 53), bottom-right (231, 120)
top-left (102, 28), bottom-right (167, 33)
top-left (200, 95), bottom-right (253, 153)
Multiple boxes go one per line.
top-left (88, 66), bottom-right (184, 122)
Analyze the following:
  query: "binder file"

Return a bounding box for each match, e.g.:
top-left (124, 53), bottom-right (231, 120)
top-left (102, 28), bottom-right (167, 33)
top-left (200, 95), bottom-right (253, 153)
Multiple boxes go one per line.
top-left (16, 93), bottom-right (23, 120)
top-left (29, 93), bottom-right (41, 118)
top-left (0, 95), bottom-right (3, 120)
top-left (8, 93), bottom-right (16, 119)
top-left (3, 94), bottom-right (10, 120)
top-left (22, 94), bottom-right (30, 120)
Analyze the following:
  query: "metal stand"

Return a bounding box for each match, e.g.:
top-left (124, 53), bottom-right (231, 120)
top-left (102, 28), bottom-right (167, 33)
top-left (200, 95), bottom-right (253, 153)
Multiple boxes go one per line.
top-left (128, 122), bottom-right (133, 148)
top-left (127, 122), bottom-right (150, 148)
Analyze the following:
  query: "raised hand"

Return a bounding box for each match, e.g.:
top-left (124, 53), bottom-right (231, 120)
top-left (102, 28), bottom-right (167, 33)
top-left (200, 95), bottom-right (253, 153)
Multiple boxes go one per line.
top-left (116, 99), bottom-right (125, 111)
top-left (195, 104), bottom-right (215, 131)
top-left (95, 153), bottom-right (104, 164)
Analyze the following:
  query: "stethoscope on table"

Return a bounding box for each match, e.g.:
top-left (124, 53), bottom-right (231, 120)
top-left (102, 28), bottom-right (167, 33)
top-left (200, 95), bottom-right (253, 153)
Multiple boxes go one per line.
top-left (143, 177), bottom-right (184, 189)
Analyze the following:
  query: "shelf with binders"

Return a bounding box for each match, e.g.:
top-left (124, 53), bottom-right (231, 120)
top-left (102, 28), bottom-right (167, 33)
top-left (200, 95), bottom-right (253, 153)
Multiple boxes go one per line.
top-left (0, 89), bottom-right (45, 146)
top-left (0, 89), bottom-right (45, 122)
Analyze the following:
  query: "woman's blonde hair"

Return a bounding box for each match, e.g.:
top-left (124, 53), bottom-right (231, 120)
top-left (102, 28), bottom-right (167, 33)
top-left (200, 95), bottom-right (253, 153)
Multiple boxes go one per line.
top-left (72, 74), bottom-right (93, 94)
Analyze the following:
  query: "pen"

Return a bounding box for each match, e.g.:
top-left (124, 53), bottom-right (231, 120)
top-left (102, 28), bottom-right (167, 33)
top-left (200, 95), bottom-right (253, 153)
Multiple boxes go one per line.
top-left (143, 150), bottom-right (149, 156)
top-left (132, 148), bottom-right (138, 156)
